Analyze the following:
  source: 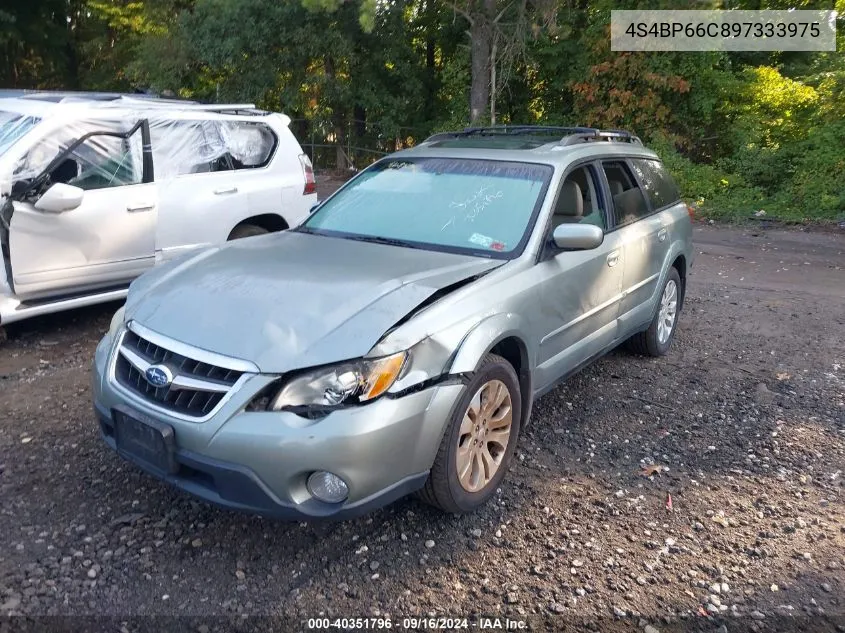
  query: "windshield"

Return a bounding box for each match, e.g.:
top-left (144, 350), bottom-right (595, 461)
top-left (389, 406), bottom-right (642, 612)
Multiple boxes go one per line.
top-left (302, 157), bottom-right (552, 258)
top-left (0, 111), bottom-right (41, 156)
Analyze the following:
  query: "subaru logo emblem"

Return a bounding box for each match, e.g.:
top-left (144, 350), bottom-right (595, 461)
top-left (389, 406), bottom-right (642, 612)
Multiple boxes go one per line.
top-left (145, 364), bottom-right (173, 388)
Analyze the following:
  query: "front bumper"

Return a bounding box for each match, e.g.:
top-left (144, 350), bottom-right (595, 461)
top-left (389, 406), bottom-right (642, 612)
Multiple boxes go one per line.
top-left (92, 334), bottom-right (464, 520)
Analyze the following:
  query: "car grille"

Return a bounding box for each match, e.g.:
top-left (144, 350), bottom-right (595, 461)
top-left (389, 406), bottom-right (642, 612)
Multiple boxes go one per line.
top-left (114, 329), bottom-right (244, 418)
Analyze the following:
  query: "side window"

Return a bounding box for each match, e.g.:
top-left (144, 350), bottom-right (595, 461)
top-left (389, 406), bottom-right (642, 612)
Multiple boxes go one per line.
top-left (64, 132), bottom-right (143, 191)
top-left (602, 160), bottom-right (649, 227)
top-left (150, 120), bottom-right (233, 177)
top-left (629, 159), bottom-right (680, 210)
top-left (15, 121), bottom-right (144, 191)
top-left (551, 165), bottom-right (606, 231)
top-left (220, 121), bottom-right (276, 169)
top-left (149, 120), bottom-right (276, 177)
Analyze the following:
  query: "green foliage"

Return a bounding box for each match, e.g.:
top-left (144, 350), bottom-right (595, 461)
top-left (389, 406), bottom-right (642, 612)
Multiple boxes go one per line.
top-left (302, 0), bottom-right (377, 32)
top-left (0, 0), bottom-right (842, 221)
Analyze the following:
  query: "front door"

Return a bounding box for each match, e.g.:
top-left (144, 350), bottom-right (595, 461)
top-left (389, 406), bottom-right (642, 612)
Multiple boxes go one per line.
top-left (533, 163), bottom-right (624, 392)
top-left (9, 119), bottom-right (156, 300)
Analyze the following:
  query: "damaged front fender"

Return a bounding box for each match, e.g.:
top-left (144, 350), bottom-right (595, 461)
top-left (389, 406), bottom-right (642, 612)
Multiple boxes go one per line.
top-left (378, 311), bottom-right (534, 396)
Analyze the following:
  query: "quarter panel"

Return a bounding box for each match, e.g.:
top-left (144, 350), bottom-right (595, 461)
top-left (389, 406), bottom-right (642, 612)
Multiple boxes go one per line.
top-left (617, 208), bottom-right (693, 336)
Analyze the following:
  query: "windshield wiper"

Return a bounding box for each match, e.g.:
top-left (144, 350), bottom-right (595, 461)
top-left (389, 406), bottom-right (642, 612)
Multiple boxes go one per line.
top-left (296, 227), bottom-right (424, 250)
top-left (338, 234), bottom-right (421, 249)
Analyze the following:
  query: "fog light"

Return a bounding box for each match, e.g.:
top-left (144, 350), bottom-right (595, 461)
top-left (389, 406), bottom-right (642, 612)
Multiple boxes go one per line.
top-left (307, 471), bottom-right (349, 503)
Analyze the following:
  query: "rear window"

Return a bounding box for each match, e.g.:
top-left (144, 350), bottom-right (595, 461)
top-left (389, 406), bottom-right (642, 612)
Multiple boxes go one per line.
top-left (629, 158), bottom-right (681, 210)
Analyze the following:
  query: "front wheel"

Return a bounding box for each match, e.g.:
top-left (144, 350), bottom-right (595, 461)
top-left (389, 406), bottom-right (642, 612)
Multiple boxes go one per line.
top-left (418, 353), bottom-right (521, 514)
top-left (626, 267), bottom-right (681, 357)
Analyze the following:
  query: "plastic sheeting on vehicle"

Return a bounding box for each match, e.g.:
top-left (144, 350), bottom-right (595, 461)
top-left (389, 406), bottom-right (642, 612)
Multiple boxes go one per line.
top-left (0, 111), bottom-right (41, 158)
top-left (5, 107), bottom-right (277, 187)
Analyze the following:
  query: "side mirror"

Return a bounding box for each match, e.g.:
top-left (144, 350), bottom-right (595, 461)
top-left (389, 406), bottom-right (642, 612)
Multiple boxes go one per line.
top-left (552, 223), bottom-right (604, 251)
top-left (34, 183), bottom-right (84, 213)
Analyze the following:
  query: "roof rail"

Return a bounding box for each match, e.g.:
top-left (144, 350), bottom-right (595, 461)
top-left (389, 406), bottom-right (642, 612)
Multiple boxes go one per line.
top-left (178, 103), bottom-right (261, 112)
top-left (424, 125), bottom-right (597, 143)
top-left (559, 128), bottom-right (642, 146)
top-left (0, 91), bottom-right (271, 116)
top-left (424, 125), bottom-right (642, 146)
top-left (115, 98), bottom-right (266, 115)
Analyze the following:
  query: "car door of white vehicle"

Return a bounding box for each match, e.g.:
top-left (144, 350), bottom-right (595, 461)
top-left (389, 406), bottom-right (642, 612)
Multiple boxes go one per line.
top-left (151, 119), bottom-right (248, 262)
top-left (9, 119), bottom-right (156, 300)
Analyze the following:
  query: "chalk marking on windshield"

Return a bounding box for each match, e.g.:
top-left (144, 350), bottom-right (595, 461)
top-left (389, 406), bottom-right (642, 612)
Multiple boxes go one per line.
top-left (442, 185), bottom-right (504, 231)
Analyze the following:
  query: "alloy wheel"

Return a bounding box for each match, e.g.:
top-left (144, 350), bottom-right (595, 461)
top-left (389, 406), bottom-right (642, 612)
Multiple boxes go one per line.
top-left (455, 379), bottom-right (513, 493)
top-left (657, 279), bottom-right (678, 344)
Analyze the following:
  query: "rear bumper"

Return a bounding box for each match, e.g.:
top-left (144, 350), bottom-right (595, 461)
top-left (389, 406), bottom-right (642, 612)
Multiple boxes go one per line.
top-left (95, 401), bottom-right (430, 520)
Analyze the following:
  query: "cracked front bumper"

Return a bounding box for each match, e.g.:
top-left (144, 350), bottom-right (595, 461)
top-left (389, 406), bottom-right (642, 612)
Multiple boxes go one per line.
top-left (92, 334), bottom-right (465, 520)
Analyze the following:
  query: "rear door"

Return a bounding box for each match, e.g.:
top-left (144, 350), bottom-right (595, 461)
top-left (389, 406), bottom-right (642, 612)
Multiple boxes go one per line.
top-left (628, 156), bottom-right (683, 279)
top-left (9, 119), bottom-right (156, 300)
top-left (152, 119), bottom-right (248, 262)
top-left (601, 158), bottom-right (674, 332)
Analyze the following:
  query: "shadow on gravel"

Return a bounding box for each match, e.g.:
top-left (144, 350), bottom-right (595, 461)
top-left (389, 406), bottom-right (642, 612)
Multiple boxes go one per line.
top-left (1, 301), bottom-right (119, 345)
top-left (19, 322), bottom-right (835, 621)
top-left (1, 252), bottom-right (843, 621)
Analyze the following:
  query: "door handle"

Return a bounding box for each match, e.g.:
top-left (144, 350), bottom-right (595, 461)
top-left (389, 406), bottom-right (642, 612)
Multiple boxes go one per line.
top-left (657, 228), bottom-right (668, 242)
top-left (214, 187), bottom-right (238, 195)
top-left (606, 251), bottom-right (620, 268)
top-left (126, 203), bottom-right (154, 213)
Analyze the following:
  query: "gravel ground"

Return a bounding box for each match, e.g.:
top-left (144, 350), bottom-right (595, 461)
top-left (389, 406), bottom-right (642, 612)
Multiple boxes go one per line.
top-left (0, 215), bottom-right (843, 632)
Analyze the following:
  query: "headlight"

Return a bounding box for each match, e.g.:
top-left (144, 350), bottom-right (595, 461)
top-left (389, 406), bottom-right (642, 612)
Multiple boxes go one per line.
top-left (108, 306), bottom-right (126, 338)
top-left (268, 351), bottom-right (407, 412)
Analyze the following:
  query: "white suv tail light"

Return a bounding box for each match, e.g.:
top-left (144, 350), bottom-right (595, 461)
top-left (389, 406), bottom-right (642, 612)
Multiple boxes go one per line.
top-left (299, 154), bottom-right (316, 195)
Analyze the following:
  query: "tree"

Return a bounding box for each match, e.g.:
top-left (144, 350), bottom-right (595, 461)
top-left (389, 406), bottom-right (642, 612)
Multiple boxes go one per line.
top-left (446, 0), bottom-right (557, 124)
top-left (136, 0), bottom-right (429, 169)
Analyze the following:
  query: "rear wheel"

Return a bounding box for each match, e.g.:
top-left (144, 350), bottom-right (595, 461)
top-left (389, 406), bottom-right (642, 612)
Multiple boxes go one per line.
top-left (228, 224), bottom-right (268, 240)
top-left (626, 267), bottom-right (681, 357)
top-left (418, 353), bottom-right (521, 514)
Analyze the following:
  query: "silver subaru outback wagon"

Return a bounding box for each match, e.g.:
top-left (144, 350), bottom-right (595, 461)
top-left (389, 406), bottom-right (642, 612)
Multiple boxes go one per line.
top-left (91, 126), bottom-right (694, 520)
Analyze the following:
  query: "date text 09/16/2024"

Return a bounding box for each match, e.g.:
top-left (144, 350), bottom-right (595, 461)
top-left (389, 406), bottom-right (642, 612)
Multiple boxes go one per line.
top-left (306, 617), bottom-right (528, 630)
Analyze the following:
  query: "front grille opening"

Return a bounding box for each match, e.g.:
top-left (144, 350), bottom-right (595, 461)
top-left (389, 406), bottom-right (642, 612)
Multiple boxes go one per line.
top-left (115, 330), bottom-right (243, 418)
top-left (123, 331), bottom-right (243, 384)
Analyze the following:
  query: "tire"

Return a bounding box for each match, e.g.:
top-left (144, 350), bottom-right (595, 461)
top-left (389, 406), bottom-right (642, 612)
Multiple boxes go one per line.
top-left (228, 224), bottom-right (268, 240)
top-left (626, 267), bottom-right (682, 357)
top-left (418, 353), bottom-right (522, 514)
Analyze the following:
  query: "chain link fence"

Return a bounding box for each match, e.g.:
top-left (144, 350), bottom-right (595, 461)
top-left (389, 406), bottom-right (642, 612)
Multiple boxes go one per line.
top-left (290, 118), bottom-right (429, 172)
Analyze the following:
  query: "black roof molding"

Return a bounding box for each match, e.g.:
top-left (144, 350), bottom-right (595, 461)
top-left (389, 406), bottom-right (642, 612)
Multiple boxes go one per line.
top-left (424, 125), bottom-right (642, 146)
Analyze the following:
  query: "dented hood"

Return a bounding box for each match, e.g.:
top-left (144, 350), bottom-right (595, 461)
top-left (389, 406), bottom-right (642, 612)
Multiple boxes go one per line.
top-left (125, 230), bottom-right (502, 372)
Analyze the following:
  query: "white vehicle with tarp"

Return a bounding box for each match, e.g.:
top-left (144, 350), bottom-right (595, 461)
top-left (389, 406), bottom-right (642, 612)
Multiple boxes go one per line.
top-left (0, 91), bottom-right (317, 329)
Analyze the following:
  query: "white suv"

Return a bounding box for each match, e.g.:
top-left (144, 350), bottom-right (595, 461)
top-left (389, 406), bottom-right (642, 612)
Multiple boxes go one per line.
top-left (0, 91), bottom-right (316, 327)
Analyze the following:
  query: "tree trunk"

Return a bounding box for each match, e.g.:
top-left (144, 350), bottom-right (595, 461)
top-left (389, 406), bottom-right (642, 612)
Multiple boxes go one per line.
top-left (424, 0), bottom-right (437, 122)
top-left (324, 55), bottom-right (347, 171)
top-left (469, 0), bottom-right (496, 125)
top-left (334, 123), bottom-right (346, 171)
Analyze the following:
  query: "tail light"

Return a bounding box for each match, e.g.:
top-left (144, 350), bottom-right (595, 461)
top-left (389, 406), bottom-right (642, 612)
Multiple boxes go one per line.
top-left (299, 154), bottom-right (316, 195)
top-left (687, 204), bottom-right (696, 221)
